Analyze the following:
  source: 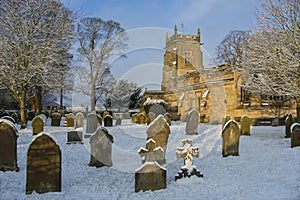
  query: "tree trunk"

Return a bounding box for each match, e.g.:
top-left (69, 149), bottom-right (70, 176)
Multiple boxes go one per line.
top-left (60, 86), bottom-right (63, 110)
top-left (20, 89), bottom-right (27, 129)
top-left (296, 98), bottom-right (300, 123)
top-left (36, 85), bottom-right (42, 114)
top-left (90, 82), bottom-right (96, 112)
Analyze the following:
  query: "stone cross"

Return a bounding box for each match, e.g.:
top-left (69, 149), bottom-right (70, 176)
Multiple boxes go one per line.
top-left (138, 139), bottom-right (164, 164)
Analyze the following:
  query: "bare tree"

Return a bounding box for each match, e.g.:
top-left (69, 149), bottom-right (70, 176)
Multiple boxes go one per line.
top-left (76, 17), bottom-right (127, 112)
top-left (0, 0), bottom-right (74, 128)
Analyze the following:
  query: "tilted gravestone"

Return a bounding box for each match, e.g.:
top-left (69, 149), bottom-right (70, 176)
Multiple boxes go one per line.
top-left (146, 115), bottom-right (170, 164)
top-left (131, 113), bottom-right (138, 123)
top-left (89, 127), bottom-right (114, 167)
top-left (175, 139), bottom-right (203, 181)
top-left (164, 112), bottom-right (172, 126)
top-left (51, 112), bottom-right (61, 126)
top-left (32, 116), bottom-right (44, 135)
top-left (135, 139), bottom-right (166, 192)
top-left (67, 130), bottom-right (83, 144)
top-left (97, 114), bottom-right (102, 126)
top-left (137, 113), bottom-right (147, 124)
top-left (186, 109), bottom-right (199, 135)
top-left (0, 119), bottom-right (19, 171)
top-left (240, 115), bottom-right (251, 136)
top-left (66, 113), bottom-right (75, 128)
top-left (285, 114), bottom-right (295, 138)
top-left (222, 120), bottom-right (240, 157)
top-left (291, 123), bottom-right (300, 148)
top-left (104, 115), bottom-right (113, 127)
top-left (86, 112), bottom-right (98, 133)
top-left (116, 117), bottom-right (122, 126)
top-left (75, 112), bottom-right (84, 129)
top-left (26, 133), bottom-right (61, 194)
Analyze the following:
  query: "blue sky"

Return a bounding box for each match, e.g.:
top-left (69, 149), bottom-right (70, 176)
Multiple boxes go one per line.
top-left (62, 0), bottom-right (259, 89)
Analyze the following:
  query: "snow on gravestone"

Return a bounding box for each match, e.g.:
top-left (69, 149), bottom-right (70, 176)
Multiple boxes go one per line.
top-left (240, 115), bottom-right (251, 136)
top-left (0, 119), bottom-right (19, 171)
top-left (1, 116), bottom-right (16, 124)
top-left (89, 127), bottom-right (114, 167)
top-left (164, 112), bottom-right (171, 126)
top-left (222, 120), bottom-right (240, 157)
top-left (31, 116), bottom-right (44, 135)
top-left (26, 133), bottom-right (61, 194)
top-left (291, 123), bottom-right (300, 148)
top-left (146, 115), bottom-right (171, 164)
top-left (86, 112), bottom-right (98, 133)
top-left (135, 139), bottom-right (166, 192)
top-left (75, 112), bottom-right (84, 129)
top-left (104, 115), bottom-right (113, 127)
top-left (285, 113), bottom-right (295, 138)
top-left (186, 109), bottom-right (199, 135)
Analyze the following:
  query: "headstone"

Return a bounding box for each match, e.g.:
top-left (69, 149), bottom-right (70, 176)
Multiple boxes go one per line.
top-left (135, 139), bottom-right (166, 192)
top-left (104, 115), bottom-right (113, 127)
top-left (31, 116), bottom-right (44, 135)
top-left (164, 112), bottom-right (171, 126)
top-left (86, 112), bottom-right (98, 133)
top-left (89, 127), bottom-right (113, 167)
top-left (291, 123), bottom-right (300, 148)
top-left (75, 112), bottom-right (84, 129)
top-left (131, 113), bottom-right (138, 123)
top-left (0, 119), bottom-right (19, 171)
top-left (149, 104), bottom-right (166, 117)
top-left (186, 109), bottom-right (199, 135)
top-left (1, 116), bottom-right (16, 124)
top-left (26, 133), bottom-right (61, 194)
top-left (240, 115), bottom-right (251, 136)
top-left (285, 114), bottom-right (295, 138)
top-left (38, 114), bottom-right (47, 124)
top-left (137, 113), bottom-right (147, 124)
top-left (66, 113), bottom-right (75, 128)
top-left (222, 116), bottom-right (231, 129)
top-left (51, 112), bottom-right (61, 126)
top-left (116, 117), bottom-right (122, 126)
top-left (146, 115), bottom-right (170, 164)
top-left (97, 114), bottom-right (102, 126)
top-left (222, 120), bottom-right (240, 157)
top-left (147, 112), bottom-right (156, 125)
top-left (102, 111), bottom-right (110, 118)
top-left (175, 139), bottom-right (203, 181)
top-left (67, 130), bottom-right (83, 144)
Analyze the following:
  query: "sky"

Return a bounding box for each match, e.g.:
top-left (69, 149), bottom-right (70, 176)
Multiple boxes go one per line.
top-left (62, 0), bottom-right (259, 90)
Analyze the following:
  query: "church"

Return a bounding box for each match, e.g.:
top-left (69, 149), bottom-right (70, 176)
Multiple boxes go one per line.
top-left (142, 25), bottom-right (296, 124)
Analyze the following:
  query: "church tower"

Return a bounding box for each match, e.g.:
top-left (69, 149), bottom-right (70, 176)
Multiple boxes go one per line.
top-left (161, 25), bottom-right (204, 91)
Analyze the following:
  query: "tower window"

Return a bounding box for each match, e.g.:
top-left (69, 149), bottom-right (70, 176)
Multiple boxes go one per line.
top-left (185, 51), bottom-right (193, 65)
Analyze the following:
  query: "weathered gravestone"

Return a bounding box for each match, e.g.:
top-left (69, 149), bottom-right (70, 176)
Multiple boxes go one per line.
top-left (240, 115), bottom-right (251, 136)
top-left (0, 119), bottom-right (19, 171)
top-left (31, 116), bottom-right (44, 135)
top-left (285, 114), bottom-right (295, 138)
top-left (146, 115), bottom-right (170, 164)
top-left (51, 112), bottom-right (61, 126)
top-left (97, 114), bottom-right (102, 126)
top-left (164, 112), bottom-right (171, 126)
top-left (222, 120), bottom-right (240, 157)
top-left (66, 113), bottom-right (75, 127)
top-left (186, 109), bottom-right (199, 135)
top-left (75, 112), bottom-right (84, 129)
top-left (131, 113), bottom-right (138, 123)
top-left (291, 123), bottom-right (300, 148)
top-left (116, 117), bottom-right (122, 126)
top-left (149, 104), bottom-right (166, 117)
top-left (1, 116), bottom-right (16, 124)
top-left (67, 130), bottom-right (83, 144)
top-left (26, 133), bottom-right (61, 194)
top-left (175, 139), bottom-right (203, 181)
top-left (104, 115), bottom-right (113, 127)
top-left (135, 139), bottom-right (166, 192)
top-left (89, 127), bottom-right (114, 167)
top-left (103, 111), bottom-right (110, 119)
top-left (86, 112), bottom-right (98, 133)
top-left (137, 113), bottom-right (147, 124)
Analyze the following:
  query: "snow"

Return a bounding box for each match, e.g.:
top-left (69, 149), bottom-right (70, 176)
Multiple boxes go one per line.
top-left (1, 120), bottom-right (300, 200)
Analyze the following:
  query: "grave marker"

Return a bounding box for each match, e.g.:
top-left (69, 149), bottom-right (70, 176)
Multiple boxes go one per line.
top-left (222, 120), bottom-right (240, 157)
top-left (285, 114), bottom-right (294, 138)
top-left (104, 115), bottom-right (113, 127)
top-left (32, 116), bottom-right (44, 135)
top-left (67, 130), bottom-right (83, 144)
top-left (86, 112), bottom-right (98, 133)
top-left (186, 109), bottom-right (199, 135)
top-left (75, 112), bottom-right (84, 129)
top-left (51, 112), bottom-right (61, 126)
top-left (291, 123), bottom-right (300, 148)
top-left (240, 115), bottom-right (251, 136)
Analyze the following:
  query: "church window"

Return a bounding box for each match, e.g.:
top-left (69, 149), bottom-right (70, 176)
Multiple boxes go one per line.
top-left (185, 50), bottom-right (193, 65)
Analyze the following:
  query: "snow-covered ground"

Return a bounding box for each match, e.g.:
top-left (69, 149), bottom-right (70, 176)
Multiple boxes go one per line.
top-left (1, 119), bottom-right (299, 200)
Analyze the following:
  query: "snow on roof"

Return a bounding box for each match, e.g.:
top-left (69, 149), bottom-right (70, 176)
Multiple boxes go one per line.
top-left (143, 98), bottom-right (167, 106)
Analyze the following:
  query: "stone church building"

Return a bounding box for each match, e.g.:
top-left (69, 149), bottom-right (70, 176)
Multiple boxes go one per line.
top-left (143, 25), bottom-right (296, 124)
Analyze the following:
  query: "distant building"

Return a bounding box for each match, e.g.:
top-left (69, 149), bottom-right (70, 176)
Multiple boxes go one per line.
top-left (142, 25), bottom-right (296, 123)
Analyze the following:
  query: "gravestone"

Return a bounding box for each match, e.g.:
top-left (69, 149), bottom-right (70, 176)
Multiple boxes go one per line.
top-left (66, 113), bottom-right (75, 128)
top-left (75, 112), bottom-right (84, 129)
top-left (116, 117), bottom-right (122, 126)
top-left (149, 104), bottom-right (166, 117)
top-left (131, 113), bottom-right (138, 123)
top-left (175, 139), bottom-right (203, 181)
top-left (51, 112), bottom-right (61, 126)
top-left (291, 123), bottom-right (300, 148)
top-left (186, 109), bottom-right (199, 135)
top-left (135, 139), bottom-right (166, 192)
top-left (89, 127), bottom-right (113, 167)
top-left (0, 119), bottom-right (19, 171)
top-left (32, 116), bottom-right (44, 135)
top-left (104, 115), bottom-right (113, 127)
top-left (146, 115), bottom-right (170, 164)
top-left (38, 114), bottom-right (47, 124)
top-left (1, 116), bottom-right (16, 124)
top-left (147, 112), bottom-right (156, 125)
top-left (137, 113), bottom-right (147, 124)
top-left (222, 120), bottom-right (240, 157)
top-left (285, 114), bottom-right (295, 138)
top-left (103, 111), bottom-right (110, 118)
top-left (86, 112), bottom-right (98, 133)
top-left (67, 130), bottom-right (83, 144)
top-left (164, 112), bottom-right (171, 126)
top-left (26, 133), bottom-right (61, 194)
top-left (222, 116), bottom-right (231, 129)
top-left (240, 115), bottom-right (251, 136)
top-left (97, 114), bottom-right (102, 126)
